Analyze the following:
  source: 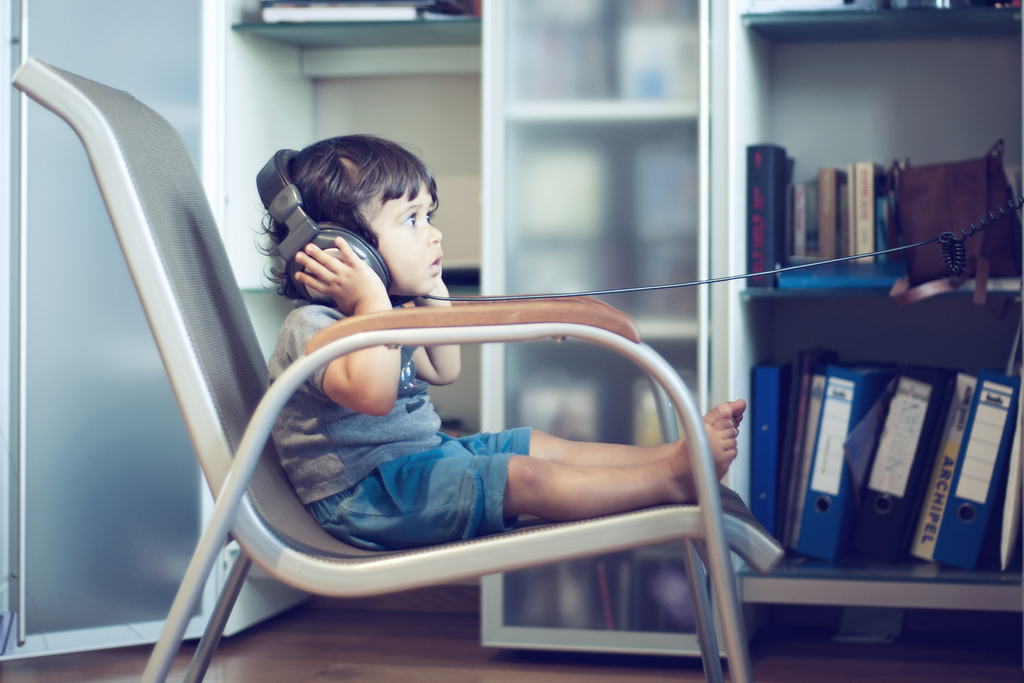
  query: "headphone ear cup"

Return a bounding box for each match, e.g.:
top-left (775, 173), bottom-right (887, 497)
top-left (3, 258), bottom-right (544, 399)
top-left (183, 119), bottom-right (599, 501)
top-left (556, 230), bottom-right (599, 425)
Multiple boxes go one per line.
top-left (289, 223), bottom-right (391, 303)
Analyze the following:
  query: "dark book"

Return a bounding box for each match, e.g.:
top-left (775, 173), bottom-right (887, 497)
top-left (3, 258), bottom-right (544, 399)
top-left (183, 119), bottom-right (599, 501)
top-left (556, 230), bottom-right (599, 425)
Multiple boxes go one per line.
top-left (746, 144), bottom-right (788, 288)
top-left (778, 348), bottom-right (838, 551)
top-left (752, 362), bottom-right (792, 536)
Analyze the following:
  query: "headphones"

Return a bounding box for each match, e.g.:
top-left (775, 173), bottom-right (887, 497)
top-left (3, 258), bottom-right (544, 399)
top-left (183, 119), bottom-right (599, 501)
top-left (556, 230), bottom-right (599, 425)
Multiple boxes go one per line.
top-left (257, 149), bottom-right (395, 304)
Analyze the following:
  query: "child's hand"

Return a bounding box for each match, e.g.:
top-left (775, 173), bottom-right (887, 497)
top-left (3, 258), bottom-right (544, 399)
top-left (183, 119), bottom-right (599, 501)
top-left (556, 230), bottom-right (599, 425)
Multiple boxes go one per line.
top-left (294, 237), bottom-right (391, 316)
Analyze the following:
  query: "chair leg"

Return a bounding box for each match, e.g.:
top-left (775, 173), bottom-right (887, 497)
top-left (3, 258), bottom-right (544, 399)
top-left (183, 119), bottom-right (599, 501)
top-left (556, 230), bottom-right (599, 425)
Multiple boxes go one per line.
top-left (682, 540), bottom-right (723, 683)
top-left (692, 540), bottom-right (755, 683)
top-left (183, 551), bottom-right (253, 683)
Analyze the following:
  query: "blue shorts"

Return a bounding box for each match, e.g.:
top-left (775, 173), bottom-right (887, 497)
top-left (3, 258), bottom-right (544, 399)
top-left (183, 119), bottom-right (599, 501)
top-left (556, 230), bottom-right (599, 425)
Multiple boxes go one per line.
top-left (307, 427), bottom-right (532, 551)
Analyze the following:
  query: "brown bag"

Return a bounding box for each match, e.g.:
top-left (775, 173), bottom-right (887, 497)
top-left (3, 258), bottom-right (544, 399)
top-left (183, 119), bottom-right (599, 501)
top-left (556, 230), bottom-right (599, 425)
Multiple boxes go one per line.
top-left (890, 140), bottom-right (1021, 305)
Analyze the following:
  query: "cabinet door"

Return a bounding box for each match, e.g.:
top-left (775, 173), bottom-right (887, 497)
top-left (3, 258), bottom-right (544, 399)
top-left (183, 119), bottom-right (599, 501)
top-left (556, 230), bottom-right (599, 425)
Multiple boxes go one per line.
top-left (5, 0), bottom-right (207, 656)
top-left (488, 0), bottom-right (707, 445)
top-left (481, 0), bottom-right (712, 654)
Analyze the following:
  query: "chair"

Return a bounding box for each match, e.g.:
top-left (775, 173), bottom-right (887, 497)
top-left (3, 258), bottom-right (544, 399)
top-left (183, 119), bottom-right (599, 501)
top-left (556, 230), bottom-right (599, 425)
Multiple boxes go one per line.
top-left (12, 57), bottom-right (783, 683)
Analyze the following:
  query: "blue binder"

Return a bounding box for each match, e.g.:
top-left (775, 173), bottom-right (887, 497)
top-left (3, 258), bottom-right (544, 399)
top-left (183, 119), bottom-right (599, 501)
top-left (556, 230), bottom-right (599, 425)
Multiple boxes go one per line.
top-left (751, 362), bottom-right (791, 537)
top-left (932, 369), bottom-right (1020, 570)
top-left (796, 364), bottom-right (896, 561)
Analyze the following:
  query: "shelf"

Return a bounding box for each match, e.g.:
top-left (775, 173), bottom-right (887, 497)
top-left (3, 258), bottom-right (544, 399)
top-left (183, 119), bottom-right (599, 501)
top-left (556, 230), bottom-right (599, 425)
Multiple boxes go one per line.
top-left (507, 100), bottom-right (700, 123)
top-left (743, 7), bottom-right (1021, 42)
top-left (232, 16), bottom-right (481, 49)
top-left (740, 555), bottom-right (1022, 612)
top-left (741, 277), bottom-right (1022, 298)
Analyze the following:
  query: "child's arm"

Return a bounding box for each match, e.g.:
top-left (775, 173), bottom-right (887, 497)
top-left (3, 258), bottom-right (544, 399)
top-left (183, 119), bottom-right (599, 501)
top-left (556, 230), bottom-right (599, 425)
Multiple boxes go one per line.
top-left (411, 278), bottom-right (461, 386)
top-left (298, 238), bottom-right (401, 416)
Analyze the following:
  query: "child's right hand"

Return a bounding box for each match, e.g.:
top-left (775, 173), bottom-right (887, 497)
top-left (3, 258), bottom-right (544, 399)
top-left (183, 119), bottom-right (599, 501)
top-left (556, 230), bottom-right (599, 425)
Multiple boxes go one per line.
top-left (294, 236), bottom-right (392, 316)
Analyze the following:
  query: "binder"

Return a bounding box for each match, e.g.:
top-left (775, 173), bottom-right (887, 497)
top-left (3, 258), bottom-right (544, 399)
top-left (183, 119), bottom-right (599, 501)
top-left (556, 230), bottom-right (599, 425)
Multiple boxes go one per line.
top-left (851, 367), bottom-right (951, 562)
top-left (751, 362), bottom-right (791, 536)
top-left (779, 349), bottom-right (838, 550)
top-left (796, 364), bottom-right (896, 561)
top-left (787, 368), bottom-right (829, 551)
top-left (933, 369), bottom-right (1020, 570)
top-left (909, 373), bottom-right (977, 562)
top-left (1000, 397), bottom-right (1024, 570)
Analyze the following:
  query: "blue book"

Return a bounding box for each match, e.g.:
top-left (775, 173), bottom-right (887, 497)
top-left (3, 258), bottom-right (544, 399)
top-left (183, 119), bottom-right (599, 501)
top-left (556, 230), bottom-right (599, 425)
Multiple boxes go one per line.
top-left (796, 364), bottom-right (896, 561)
top-left (933, 369), bottom-right (1020, 570)
top-left (751, 362), bottom-right (791, 537)
top-left (777, 260), bottom-right (905, 290)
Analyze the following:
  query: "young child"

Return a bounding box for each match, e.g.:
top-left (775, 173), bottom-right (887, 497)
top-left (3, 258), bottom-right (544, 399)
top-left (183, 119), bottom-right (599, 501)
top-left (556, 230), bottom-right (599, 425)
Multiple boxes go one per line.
top-left (264, 134), bottom-right (746, 551)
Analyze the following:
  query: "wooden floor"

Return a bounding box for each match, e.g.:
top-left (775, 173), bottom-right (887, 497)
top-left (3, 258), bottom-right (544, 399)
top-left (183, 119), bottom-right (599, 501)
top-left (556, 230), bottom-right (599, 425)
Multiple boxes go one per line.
top-left (2, 590), bottom-right (1023, 683)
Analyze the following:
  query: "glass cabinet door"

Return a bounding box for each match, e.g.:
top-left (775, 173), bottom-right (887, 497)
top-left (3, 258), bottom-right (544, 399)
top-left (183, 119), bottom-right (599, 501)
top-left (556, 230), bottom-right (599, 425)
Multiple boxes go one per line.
top-left (482, 0), bottom-right (712, 655)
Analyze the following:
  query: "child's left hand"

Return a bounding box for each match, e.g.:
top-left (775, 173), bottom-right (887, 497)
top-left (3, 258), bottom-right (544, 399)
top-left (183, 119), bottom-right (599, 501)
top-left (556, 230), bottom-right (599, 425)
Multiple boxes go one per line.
top-left (295, 237), bottom-right (392, 316)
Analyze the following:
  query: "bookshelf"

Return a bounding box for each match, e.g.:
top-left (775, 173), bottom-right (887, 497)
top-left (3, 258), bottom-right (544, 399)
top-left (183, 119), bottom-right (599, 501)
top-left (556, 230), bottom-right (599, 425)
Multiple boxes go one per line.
top-left (221, 3), bottom-right (485, 427)
top-left (715, 2), bottom-right (1023, 620)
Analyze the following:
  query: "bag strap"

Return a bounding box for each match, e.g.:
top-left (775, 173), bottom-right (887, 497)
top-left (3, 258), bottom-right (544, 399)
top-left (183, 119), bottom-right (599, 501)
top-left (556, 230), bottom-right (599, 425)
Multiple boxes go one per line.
top-left (889, 276), bottom-right (961, 305)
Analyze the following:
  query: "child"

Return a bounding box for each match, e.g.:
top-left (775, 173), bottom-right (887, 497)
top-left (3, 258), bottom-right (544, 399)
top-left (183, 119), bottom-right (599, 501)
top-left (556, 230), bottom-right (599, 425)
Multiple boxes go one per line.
top-left (264, 134), bottom-right (746, 551)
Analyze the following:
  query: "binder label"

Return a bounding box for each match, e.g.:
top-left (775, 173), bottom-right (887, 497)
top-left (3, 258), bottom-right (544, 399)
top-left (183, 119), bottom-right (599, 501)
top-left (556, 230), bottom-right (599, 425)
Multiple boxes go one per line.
top-left (868, 377), bottom-right (931, 498)
top-left (810, 376), bottom-right (854, 496)
top-left (910, 374), bottom-right (975, 561)
top-left (955, 380), bottom-right (1014, 504)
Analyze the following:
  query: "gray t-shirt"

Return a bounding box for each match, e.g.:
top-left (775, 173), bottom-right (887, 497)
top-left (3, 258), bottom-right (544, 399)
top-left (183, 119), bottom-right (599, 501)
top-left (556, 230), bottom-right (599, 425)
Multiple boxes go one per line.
top-left (268, 303), bottom-right (442, 505)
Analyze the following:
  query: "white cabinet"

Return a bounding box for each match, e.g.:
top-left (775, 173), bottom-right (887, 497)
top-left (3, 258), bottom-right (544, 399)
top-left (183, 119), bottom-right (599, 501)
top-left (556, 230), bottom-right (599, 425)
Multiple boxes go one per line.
top-left (479, 0), bottom-right (717, 655)
top-left (714, 2), bottom-right (1023, 614)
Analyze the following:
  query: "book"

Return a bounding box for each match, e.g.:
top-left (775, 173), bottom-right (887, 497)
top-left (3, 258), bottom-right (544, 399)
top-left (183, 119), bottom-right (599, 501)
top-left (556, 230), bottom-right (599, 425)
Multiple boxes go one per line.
top-left (261, 1), bottom-right (449, 23)
top-left (851, 366), bottom-right (952, 562)
top-left (909, 373), bottom-right (977, 562)
top-left (790, 179), bottom-right (819, 260)
top-left (747, 0), bottom-right (885, 10)
top-left (787, 368), bottom-right (829, 550)
top-left (747, 144), bottom-right (789, 288)
top-left (752, 362), bottom-right (792, 536)
top-left (852, 161), bottom-right (882, 262)
top-left (816, 167), bottom-right (845, 260)
top-left (776, 260), bottom-right (905, 290)
top-left (779, 349), bottom-right (838, 551)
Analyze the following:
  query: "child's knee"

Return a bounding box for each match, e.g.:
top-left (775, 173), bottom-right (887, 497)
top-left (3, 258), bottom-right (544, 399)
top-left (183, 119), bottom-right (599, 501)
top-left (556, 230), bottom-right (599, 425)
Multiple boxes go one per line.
top-left (507, 454), bottom-right (542, 492)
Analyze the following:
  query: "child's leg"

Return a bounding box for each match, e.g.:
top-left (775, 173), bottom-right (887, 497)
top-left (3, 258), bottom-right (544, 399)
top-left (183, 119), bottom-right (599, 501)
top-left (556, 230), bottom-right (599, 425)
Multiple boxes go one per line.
top-left (504, 399), bottom-right (745, 521)
top-left (529, 399), bottom-right (745, 471)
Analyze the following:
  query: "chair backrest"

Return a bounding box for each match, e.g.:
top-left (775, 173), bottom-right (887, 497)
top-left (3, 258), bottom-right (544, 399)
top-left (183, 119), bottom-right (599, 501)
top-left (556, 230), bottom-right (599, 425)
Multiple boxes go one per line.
top-left (14, 57), bottom-right (382, 560)
top-left (13, 58), bottom-right (270, 496)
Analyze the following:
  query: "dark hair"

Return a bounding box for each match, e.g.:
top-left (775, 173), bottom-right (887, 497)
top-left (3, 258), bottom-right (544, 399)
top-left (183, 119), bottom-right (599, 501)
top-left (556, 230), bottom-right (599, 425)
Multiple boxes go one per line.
top-left (261, 134), bottom-right (438, 299)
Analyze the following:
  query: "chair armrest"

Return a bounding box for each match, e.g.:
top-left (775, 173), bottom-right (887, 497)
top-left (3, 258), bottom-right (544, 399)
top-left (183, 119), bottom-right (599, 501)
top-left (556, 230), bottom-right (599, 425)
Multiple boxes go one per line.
top-left (307, 296), bottom-right (642, 351)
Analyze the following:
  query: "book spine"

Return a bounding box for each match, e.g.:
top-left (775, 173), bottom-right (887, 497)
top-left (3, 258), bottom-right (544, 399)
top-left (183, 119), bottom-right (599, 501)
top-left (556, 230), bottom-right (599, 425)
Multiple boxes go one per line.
top-left (854, 161), bottom-right (877, 262)
top-left (792, 182), bottom-right (807, 259)
top-left (747, 145), bottom-right (787, 287)
top-left (816, 168), bottom-right (838, 260)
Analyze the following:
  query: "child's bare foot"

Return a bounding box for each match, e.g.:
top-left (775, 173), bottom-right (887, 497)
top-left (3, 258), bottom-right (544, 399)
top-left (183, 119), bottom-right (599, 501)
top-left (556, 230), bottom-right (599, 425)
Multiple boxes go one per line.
top-left (667, 399), bottom-right (746, 502)
top-left (704, 398), bottom-right (745, 480)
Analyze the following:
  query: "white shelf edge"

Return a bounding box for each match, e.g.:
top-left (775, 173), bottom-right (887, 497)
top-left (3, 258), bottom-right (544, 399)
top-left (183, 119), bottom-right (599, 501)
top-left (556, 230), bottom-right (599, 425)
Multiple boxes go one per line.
top-left (506, 99), bottom-right (700, 122)
top-left (302, 45), bottom-right (481, 77)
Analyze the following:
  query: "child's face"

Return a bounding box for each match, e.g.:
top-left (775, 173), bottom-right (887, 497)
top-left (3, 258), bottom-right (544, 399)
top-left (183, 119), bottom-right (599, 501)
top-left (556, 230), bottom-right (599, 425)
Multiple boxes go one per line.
top-left (369, 183), bottom-right (443, 297)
